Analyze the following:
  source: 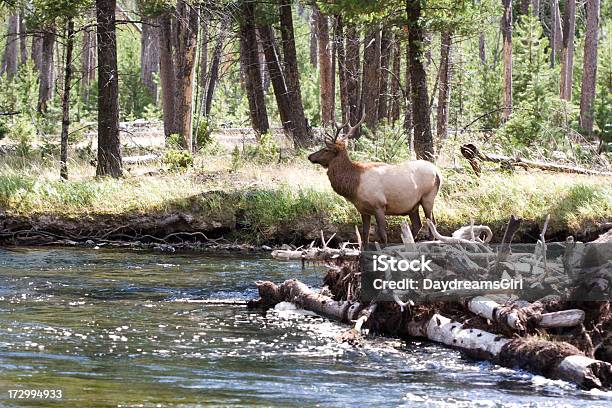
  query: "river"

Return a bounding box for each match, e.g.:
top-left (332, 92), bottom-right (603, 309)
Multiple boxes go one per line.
top-left (0, 247), bottom-right (610, 407)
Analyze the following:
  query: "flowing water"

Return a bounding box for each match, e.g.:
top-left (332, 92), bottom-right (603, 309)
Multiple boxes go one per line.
top-left (0, 247), bottom-right (611, 407)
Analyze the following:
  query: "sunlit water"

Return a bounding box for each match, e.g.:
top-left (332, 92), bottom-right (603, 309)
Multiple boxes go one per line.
top-left (0, 247), bottom-right (610, 407)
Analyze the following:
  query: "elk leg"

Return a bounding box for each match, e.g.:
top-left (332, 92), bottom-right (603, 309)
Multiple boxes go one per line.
top-left (408, 207), bottom-right (422, 238)
top-left (374, 209), bottom-right (388, 244)
top-left (420, 199), bottom-right (436, 238)
top-left (361, 214), bottom-right (371, 246)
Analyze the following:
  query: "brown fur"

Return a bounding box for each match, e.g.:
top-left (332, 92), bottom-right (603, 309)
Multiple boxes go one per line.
top-left (308, 140), bottom-right (441, 243)
top-left (326, 149), bottom-right (383, 199)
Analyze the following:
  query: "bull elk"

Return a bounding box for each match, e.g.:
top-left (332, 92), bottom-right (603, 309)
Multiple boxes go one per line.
top-left (308, 115), bottom-right (441, 245)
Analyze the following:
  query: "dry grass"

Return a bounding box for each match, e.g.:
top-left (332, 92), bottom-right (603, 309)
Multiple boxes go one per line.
top-left (0, 150), bottom-right (610, 241)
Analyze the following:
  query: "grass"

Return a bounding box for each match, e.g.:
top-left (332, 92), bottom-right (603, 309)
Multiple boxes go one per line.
top-left (0, 148), bottom-right (610, 242)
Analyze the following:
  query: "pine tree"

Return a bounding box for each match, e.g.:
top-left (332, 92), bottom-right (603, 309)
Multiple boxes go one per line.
top-left (500, 9), bottom-right (565, 146)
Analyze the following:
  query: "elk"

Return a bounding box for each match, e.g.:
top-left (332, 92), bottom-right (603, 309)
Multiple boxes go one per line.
top-left (308, 115), bottom-right (441, 245)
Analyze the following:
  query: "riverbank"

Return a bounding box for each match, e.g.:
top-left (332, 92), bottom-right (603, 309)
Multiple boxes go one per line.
top-left (0, 150), bottom-right (610, 247)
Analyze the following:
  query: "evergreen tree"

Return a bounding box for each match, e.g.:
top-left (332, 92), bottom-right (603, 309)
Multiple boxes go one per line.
top-left (500, 9), bottom-right (567, 147)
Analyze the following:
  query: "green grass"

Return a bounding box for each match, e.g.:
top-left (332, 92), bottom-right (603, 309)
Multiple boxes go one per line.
top-left (0, 151), bottom-right (610, 242)
top-left (435, 169), bottom-right (611, 235)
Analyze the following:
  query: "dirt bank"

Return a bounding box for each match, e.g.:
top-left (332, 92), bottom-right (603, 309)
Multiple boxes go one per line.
top-left (1, 204), bottom-right (609, 250)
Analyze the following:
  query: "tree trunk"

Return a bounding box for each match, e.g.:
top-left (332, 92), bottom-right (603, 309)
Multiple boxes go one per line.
top-left (579, 0), bottom-right (600, 135)
top-left (501, 0), bottom-right (512, 121)
top-left (18, 13), bottom-right (27, 66)
top-left (258, 37), bottom-right (270, 93)
top-left (159, 14), bottom-right (176, 137)
top-left (403, 36), bottom-right (413, 137)
top-left (436, 31), bottom-right (452, 145)
top-left (335, 16), bottom-right (349, 125)
top-left (198, 16), bottom-right (209, 94)
top-left (520, 0), bottom-right (531, 14)
top-left (406, 1), bottom-right (434, 161)
top-left (240, 0), bottom-right (269, 138)
top-left (60, 18), bottom-right (75, 181)
top-left (532, 0), bottom-right (540, 16)
top-left (173, 0), bottom-right (199, 150)
top-left (377, 29), bottom-right (392, 122)
top-left (203, 18), bottom-right (229, 117)
top-left (559, 0), bottom-right (576, 101)
top-left (309, 8), bottom-right (318, 67)
top-left (314, 6), bottom-right (333, 127)
top-left (31, 35), bottom-right (42, 72)
top-left (479, 33), bottom-right (486, 64)
top-left (81, 22), bottom-right (97, 104)
top-left (96, 0), bottom-right (122, 178)
top-left (141, 16), bottom-right (160, 102)
top-left (1, 14), bottom-right (19, 77)
top-left (259, 25), bottom-right (293, 135)
top-left (345, 23), bottom-right (361, 127)
top-left (361, 27), bottom-right (380, 132)
top-left (279, 0), bottom-right (311, 147)
top-left (389, 39), bottom-right (401, 122)
top-left (551, 0), bottom-right (562, 66)
top-left (37, 27), bottom-right (56, 113)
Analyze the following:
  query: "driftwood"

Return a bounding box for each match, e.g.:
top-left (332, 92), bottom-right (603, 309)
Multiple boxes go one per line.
top-left (271, 231), bottom-right (360, 261)
top-left (249, 279), bottom-right (363, 322)
top-left (467, 296), bottom-right (585, 331)
top-left (257, 215), bottom-right (612, 388)
top-left (461, 143), bottom-right (612, 176)
top-left (250, 278), bottom-right (612, 389)
top-left (593, 228), bottom-right (612, 243)
top-left (407, 312), bottom-right (612, 389)
top-left (271, 246), bottom-right (360, 261)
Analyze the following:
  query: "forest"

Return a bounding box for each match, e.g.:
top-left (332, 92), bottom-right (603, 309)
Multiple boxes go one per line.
top-left (0, 0), bottom-right (610, 244)
top-left (1, 1), bottom-right (612, 405)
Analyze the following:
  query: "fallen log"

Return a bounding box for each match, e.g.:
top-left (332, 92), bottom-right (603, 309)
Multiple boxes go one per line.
top-left (461, 143), bottom-right (612, 176)
top-left (407, 312), bottom-right (612, 389)
top-left (250, 278), bottom-right (612, 389)
top-left (270, 247), bottom-right (360, 261)
top-left (467, 296), bottom-right (585, 331)
top-left (271, 231), bottom-right (360, 261)
top-left (248, 279), bottom-right (363, 322)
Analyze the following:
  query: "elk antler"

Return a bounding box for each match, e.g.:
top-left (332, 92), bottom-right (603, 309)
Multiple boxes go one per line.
top-left (325, 113), bottom-right (349, 146)
top-left (344, 108), bottom-right (366, 140)
top-left (324, 109), bottom-right (366, 145)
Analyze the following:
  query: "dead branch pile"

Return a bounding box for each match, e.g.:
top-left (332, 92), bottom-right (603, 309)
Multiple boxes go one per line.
top-left (250, 217), bottom-right (612, 389)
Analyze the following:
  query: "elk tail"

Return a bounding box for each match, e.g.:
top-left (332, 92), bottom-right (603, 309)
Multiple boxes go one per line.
top-left (434, 171), bottom-right (442, 193)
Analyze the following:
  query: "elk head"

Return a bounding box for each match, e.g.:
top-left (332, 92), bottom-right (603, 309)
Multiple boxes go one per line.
top-left (307, 112), bottom-right (365, 168)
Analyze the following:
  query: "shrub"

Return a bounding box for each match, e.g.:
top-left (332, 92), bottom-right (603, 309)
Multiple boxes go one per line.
top-left (194, 118), bottom-right (214, 150)
top-left (163, 149), bottom-right (193, 171)
top-left (241, 132), bottom-right (280, 164)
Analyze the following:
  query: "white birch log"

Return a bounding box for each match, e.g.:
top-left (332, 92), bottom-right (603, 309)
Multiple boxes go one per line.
top-left (554, 355), bottom-right (612, 389)
top-left (252, 279), bottom-right (362, 322)
top-left (407, 312), bottom-right (612, 389)
top-left (468, 296), bottom-right (523, 330)
top-left (251, 280), bottom-right (611, 389)
top-left (468, 296), bottom-right (585, 330)
top-left (410, 313), bottom-right (510, 356)
top-left (539, 309), bottom-right (585, 328)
